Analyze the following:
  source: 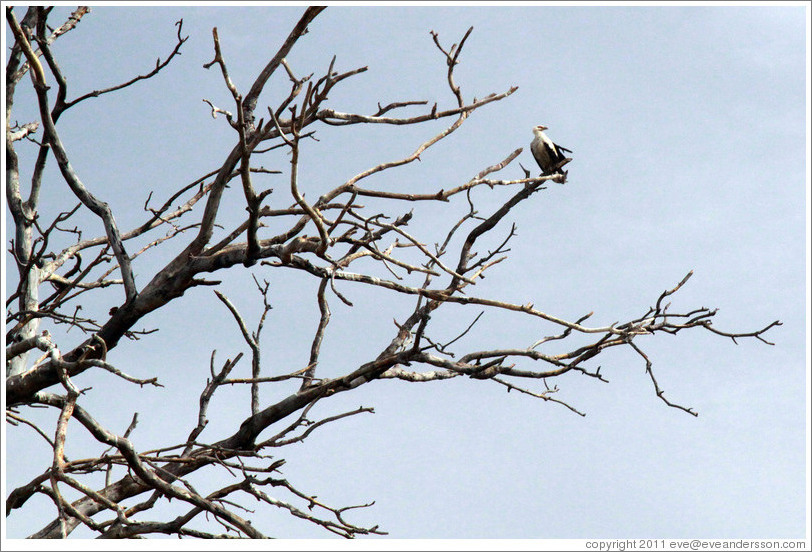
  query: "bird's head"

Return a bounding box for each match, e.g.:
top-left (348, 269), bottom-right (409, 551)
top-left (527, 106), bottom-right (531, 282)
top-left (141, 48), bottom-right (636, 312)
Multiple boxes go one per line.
top-left (533, 125), bottom-right (548, 134)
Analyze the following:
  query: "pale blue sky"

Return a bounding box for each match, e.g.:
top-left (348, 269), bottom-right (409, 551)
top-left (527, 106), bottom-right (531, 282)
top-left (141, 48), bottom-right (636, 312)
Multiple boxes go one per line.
top-left (3, 3), bottom-right (809, 542)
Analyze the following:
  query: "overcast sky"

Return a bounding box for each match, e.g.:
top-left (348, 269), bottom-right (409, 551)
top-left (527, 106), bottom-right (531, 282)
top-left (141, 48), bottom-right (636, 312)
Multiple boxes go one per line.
top-left (3, 2), bottom-right (809, 544)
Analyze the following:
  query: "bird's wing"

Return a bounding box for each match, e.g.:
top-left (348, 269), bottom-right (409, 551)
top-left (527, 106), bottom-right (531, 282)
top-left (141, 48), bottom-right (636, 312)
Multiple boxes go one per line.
top-left (555, 144), bottom-right (573, 154)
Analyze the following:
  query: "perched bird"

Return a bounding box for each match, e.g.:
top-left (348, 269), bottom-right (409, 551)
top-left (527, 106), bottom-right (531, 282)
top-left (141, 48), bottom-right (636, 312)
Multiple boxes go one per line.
top-left (530, 125), bottom-right (572, 175)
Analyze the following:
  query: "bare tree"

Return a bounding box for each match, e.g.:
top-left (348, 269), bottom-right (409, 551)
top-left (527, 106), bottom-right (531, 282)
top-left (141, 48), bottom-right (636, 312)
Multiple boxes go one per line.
top-left (4, 6), bottom-right (781, 539)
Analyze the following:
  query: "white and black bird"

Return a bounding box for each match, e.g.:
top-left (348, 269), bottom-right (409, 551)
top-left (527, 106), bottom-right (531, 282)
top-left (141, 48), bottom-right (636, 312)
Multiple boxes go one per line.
top-left (530, 125), bottom-right (572, 175)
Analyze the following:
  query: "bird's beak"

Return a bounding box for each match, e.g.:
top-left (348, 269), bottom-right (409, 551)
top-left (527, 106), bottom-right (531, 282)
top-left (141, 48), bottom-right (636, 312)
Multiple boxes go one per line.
top-left (537, 125), bottom-right (548, 131)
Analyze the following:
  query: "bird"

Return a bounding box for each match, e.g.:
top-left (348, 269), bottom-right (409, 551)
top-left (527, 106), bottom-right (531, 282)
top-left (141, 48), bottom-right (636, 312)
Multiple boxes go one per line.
top-left (530, 125), bottom-right (572, 175)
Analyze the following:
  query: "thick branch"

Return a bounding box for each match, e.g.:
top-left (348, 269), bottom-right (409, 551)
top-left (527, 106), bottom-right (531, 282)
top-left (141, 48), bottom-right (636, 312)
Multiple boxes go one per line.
top-left (242, 7), bottom-right (326, 122)
top-left (7, 9), bottom-right (138, 304)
